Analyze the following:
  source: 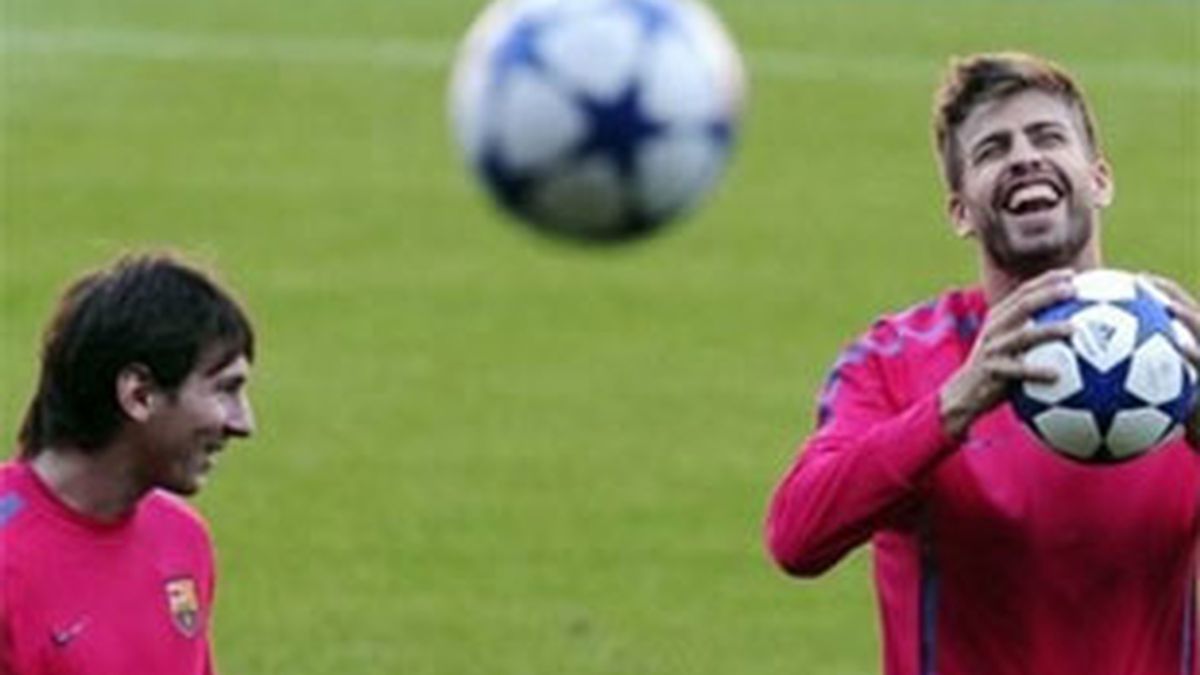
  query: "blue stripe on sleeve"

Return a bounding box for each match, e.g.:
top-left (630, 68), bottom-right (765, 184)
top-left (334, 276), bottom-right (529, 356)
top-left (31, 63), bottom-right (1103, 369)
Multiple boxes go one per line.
top-left (1183, 573), bottom-right (1196, 675)
top-left (0, 492), bottom-right (26, 529)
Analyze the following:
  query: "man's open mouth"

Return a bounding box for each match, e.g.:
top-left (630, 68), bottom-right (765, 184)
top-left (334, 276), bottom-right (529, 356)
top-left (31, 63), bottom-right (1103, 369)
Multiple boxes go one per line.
top-left (999, 177), bottom-right (1064, 215)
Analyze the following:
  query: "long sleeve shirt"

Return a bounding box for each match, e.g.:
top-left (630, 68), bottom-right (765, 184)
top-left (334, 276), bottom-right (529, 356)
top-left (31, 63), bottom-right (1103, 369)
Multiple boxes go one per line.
top-left (767, 287), bottom-right (1200, 675)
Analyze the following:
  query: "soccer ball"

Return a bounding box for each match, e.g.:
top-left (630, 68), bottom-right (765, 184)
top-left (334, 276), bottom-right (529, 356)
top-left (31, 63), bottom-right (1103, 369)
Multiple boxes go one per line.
top-left (448, 0), bottom-right (745, 243)
top-left (1011, 269), bottom-right (1198, 464)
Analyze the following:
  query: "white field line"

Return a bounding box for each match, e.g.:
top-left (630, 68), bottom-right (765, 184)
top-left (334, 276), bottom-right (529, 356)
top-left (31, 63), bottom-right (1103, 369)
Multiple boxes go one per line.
top-left (0, 27), bottom-right (453, 70)
top-left (1, 26), bottom-right (1197, 91)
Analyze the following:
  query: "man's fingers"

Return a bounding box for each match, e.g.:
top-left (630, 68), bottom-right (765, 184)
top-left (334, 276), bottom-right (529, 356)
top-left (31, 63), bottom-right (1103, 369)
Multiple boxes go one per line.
top-left (988, 272), bottom-right (1076, 330)
top-left (987, 358), bottom-right (1060, 384)
top-left (991, 321), bottom-right (1074, 356)
top-left (1140, 273), bottom-right (1200, 364)
top-left (1141, 273), bottom-right (1192, 304)
top-left (1175, 335), bottom-right (1200, 366)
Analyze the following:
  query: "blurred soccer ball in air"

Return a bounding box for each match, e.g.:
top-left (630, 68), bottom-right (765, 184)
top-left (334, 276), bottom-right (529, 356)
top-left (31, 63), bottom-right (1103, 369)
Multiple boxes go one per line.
top-left (1010, 269), bottom-right (1198, 464)
top-left (449, 0), bottom-right (745, 243)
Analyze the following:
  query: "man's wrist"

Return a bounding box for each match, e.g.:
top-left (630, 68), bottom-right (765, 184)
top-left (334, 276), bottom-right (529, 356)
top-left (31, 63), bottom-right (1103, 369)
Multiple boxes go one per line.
top-left (938, 385), bottom-right (975, 441)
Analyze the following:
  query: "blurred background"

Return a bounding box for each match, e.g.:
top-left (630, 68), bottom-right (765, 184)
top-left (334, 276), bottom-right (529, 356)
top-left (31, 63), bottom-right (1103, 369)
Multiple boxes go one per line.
top-left (2, 1), bottom-right (1196, 672)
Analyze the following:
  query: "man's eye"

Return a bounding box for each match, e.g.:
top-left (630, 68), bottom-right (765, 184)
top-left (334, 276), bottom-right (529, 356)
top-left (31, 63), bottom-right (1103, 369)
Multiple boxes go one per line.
top-left (972, 145), bottom-right (1000, 164)
top-left (1035, 132), bottom-right (1065, 147)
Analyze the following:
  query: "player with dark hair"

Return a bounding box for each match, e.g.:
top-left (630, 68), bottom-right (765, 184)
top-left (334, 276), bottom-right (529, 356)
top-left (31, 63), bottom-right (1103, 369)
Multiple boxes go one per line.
top-left (766, 52), bottom-right (1200, 674)
top-left (1, 253), bottom-right (256, 674)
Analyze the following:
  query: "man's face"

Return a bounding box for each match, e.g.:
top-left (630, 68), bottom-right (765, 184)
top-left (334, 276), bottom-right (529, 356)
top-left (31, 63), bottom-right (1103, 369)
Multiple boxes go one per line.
top-left (950, 88), bottom-right (1112, 277)
top-left (139, 352), bottom-right (254, 496)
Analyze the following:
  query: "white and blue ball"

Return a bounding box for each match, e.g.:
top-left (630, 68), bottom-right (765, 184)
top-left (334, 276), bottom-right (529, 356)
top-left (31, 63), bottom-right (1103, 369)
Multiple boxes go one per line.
top-left (1012, 269), bottom-right (1197, 464)
top-left (449, 0), bottom-right (745, 242)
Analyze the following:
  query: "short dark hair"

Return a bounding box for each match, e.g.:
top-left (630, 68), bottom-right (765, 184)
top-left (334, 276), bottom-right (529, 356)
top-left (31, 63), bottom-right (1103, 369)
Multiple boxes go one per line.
top-left (933, 52), bottom-right (1103, 192)
top-left (17, 253), bottom-right (255, 458)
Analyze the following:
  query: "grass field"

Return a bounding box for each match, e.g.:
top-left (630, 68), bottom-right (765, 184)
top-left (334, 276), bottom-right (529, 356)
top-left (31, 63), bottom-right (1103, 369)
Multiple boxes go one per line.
top-left (2, 1), bottom-right (1197, 673)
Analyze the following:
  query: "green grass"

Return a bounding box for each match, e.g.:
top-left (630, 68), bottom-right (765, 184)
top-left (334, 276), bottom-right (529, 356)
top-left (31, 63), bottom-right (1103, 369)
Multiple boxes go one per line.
top-left (2, 1), bottom-right (1197, 672)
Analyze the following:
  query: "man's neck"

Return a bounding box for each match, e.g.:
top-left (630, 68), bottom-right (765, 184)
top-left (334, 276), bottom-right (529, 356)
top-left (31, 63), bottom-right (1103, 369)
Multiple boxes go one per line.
top-left (31, 444), bottom-right (148, 522)
top-left (980, 244), bottom-right (1103, 304)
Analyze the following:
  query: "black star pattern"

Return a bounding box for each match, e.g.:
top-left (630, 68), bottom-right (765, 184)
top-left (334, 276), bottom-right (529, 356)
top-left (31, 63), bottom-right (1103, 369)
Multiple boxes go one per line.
top-left (474, 1), bottom-right (732, 241)
top-left (623, 0), bottom-right (673, 35)
top-left (573, 84), bottom-right (665, 181)
top-left (1114, 285), bottom-right (1176, 345)
top-left (1056, 357), bottom-right (1143, 437)
top-left (491, 16), bottom-right (545, 76)
top-left (477, 16), bottom-right (548, 213)
top-left (1013, 298), bottom-right (1192, 462)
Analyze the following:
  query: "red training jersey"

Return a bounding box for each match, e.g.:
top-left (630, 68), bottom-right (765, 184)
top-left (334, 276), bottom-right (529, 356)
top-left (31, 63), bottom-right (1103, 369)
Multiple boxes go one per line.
top-left (767, 287), bottom-right (1200, 675)
top-left (0, 461), bottom-right (216, 675)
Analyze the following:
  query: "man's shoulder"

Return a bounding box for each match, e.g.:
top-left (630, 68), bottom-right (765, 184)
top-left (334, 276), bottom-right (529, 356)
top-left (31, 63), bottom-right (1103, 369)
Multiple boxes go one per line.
top-left (0, 461), bottom-right (35, 532)
top-left (140, 491), bottom-right (213, 544)
top-left (0, 459), bottom-right (28, 486)
top-left (856, 286), bottom-right (985, 358)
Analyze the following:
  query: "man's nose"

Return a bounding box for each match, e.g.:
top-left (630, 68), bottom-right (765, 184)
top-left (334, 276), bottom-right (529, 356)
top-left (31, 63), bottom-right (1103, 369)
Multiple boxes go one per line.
top-left (225, 398), bottom-right (255, 438)
top-left (1007, 136), bottom-right (1046, 171)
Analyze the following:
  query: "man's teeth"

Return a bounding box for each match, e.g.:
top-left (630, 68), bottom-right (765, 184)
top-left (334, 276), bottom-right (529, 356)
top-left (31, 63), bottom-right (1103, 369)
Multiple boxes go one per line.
top-left (1006, 183), bottom-right (1059, 210)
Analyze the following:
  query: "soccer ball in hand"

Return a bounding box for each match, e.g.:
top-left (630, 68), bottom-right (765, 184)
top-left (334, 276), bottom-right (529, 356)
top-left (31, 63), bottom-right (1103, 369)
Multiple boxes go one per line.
top-left (1011, 269), bottom-right (1198, 464)
top-left (448, 0), bottom-right (745, 243)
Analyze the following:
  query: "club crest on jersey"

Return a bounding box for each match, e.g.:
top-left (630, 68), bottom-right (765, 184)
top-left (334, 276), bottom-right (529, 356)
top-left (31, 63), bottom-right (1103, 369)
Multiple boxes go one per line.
top-left (164, 577), bottom-right (202, 637)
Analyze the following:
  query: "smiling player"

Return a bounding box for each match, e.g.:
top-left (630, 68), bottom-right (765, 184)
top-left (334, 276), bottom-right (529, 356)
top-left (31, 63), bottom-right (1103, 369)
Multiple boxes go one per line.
top-left (766, 52), bottom-right (1200, 675)
top-left (1, 253), bottom-right (256, 674)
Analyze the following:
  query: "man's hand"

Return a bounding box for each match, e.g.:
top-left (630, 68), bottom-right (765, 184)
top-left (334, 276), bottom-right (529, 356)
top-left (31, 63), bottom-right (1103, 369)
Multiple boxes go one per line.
top-left (939, 269), bottom-right (1076, 440)
top-left (1142, 274), bottom-right (1200, 449)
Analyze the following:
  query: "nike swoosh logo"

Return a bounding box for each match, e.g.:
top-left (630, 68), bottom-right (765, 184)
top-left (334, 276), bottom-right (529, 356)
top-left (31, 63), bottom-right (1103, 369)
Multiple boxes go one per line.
top-left (963, 437), bottom-right (994, 452)
top-left (50, 617), bottom-right (90, 647)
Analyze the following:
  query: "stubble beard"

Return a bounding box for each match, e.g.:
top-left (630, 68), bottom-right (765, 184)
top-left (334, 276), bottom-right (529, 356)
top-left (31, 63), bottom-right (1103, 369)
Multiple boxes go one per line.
top-left (977, 197), bottom-right (1095, 279)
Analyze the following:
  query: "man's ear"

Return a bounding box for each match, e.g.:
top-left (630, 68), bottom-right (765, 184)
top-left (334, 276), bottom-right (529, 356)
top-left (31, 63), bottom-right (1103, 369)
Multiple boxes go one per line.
top-left (947, 194), bottom-right (974, 238)
top-left (116, 364), bottom-right (160, 423)
top-left (1091, 158), bottom-right (1114, 208)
